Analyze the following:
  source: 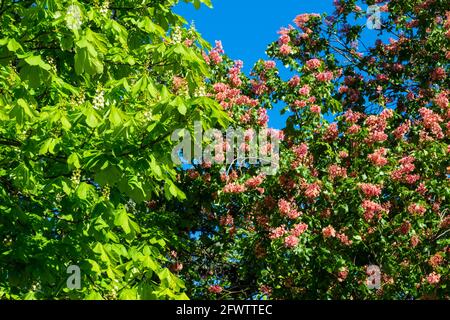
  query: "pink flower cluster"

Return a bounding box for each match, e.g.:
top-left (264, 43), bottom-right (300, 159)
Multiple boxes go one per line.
top-left (322, 225), bottom-right (336, 238)
top-left (336, 232), bottom-right (352, 246)
top-left (434, 91), bottom-right (449, 109)
top-left (245, 175), bottom-right (265, 188)
top-left (324, 123), bottom-right (339, 141)
top-left (328, 164), bottom-right (347, 180)
top-left (364, 112), bottom-right (391, 144)
top-left (426, 272), bottom-right (441, 285)
top-left (361, 200), bottom-right (384, 221)
top-left (407, 203), bottom-right (426, 215)
top-left (269, 225), bottom-right (286, 239)
top-left (208, 285), bottom-right (223, 294)
top-left (288, 75), bottom-right (300, 87)
top-left (294, 13), bottom-right (320, 28)
top-left (279, 44), bottom-right (292, 56)
top-left (305, 58), bottom-right (322, 70)
top-left (304, 182), bottom-right (321, 199)
top-left (343, 109), bottom-right (363, 123)
top-left (223, 183), bottom-right (246, 194)
top-left (209, 40), bottom-right (224, 64)
top-left (220, 214), bottom-right (234, 227)
top-left (368, 148), bottom-right (389, 166)
top-left (284, 235), bottom-right (299, 248)
top-left (292, 143), bottom-right (308, 158)
top-left (359, 183), bottom-right (382, 198)
top-left (315, 71), bottom-right (334, 82)
top-left (291, 223), bottom-right (308, 237)
top-left (264, 60), bottom-right (276, 70)
top-left (419, 107), bottom-right (444, 139)
top-left (391, 156), bottom-right (420, 184)
top-left (228, 60), bottom-right (243, 87)
top-left (213, 82), bottom-right (258, 110)
top-left (298, 84), bottom-right (311, 96)
top-left (392, 120), bottom-right (411, 140)
top-left (278, 199), bottom-right (301, 219)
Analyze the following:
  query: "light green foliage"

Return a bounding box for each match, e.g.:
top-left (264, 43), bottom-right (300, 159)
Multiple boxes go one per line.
top-left (0, 0), bottom-right (225, 299)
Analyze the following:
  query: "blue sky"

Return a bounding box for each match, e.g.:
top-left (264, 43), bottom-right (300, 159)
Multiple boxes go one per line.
top-left (174, 1), bottom-right (386, 128)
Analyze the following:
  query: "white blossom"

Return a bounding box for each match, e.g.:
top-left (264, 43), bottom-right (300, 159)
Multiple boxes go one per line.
top-left (66, 4), bottom-right (83, 31)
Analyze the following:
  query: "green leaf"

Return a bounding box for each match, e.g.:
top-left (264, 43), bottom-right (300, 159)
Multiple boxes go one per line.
top-left (24, 55), bottom-right (51, 71)
top-left (109, 106), bottom-right (124, 127)
top-left (114, 207), bottom-right (131, 234)
top-left (76, 182), bottom-right (94, 200)
top-left (7, 38), bottom-right (23, 52)
top-left (68, 153), bottom-right (81, 169)
top-left (85, 108), bottom-right (101, 127)
top-left (119, 288), bottom-right (137, 300)
top-left (85, 292), bottom-right (104, 300)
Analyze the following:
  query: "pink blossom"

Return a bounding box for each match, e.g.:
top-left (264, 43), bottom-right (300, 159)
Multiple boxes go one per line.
top-left (260, 285), bottom-right (272, 296)
top-left (416, 183), bottom-right (427, 195)
top-left (407, 203), bottom-right (426, 215)
top-left (411, 235), bottom-right (420, 247)
top-left (279, 44), bottom-right (292, 55)
top-left (298, 84), bottom-right (311, 96)
top-left (368, 148), bottom-right (388, 166)
top-left (429, 253), bottom-right (443, 267)
top-left (431, 67), bottom-right (447, 81)
top-left (269, 225), bottom-right (286, 239)
top-left (291, 223), bottom-right (308, 237)
top-left (288, 75), bottom-right (300, 87)
top-left (278, 199), bottom-right (292, 216)
top-left (264, 60), bottom-right (276, 69)
top-left (339, 151), bottom-right (349, 158)
top-left (328, 164), bottom-right (347, 180)
top-left (315, 71), bottom-right (334, 82)
top-left (336, 233), bottom-right (352, 246)
top-left (347, 124), bottom-right (361, 134)
top-left (310, 105), bottom-right (321, 113)
top-left (208, 285), bottom-right (223, 294)
top-left (293, 143), bottom-right (308, 158)
top-left (284, 235), bottom-right (299, 248)
top-left (362, 200), bottom-right (384, 221)
top-left (337, 267), bottom-right (349, 282)
top-left (393, 121), bottom-right (411, 139)
top-left (220, 214), bottom-right (234, 226)
top-left (245, 175), bottom-right (265, 188)
top-left (322, 225), bottom-right (336, 238)
top-left (343, 109), bottom-right (362, 123)
top-left (305, 182), bottom-right (321, 199)
top-left (305, 58), bottom-right (322, 70)
top-left (359, 183), bottom-right (382, 198)
top-left (426, 272), bottom-right (441, 285)
top-left (223, 183), bottom-right (246, 194)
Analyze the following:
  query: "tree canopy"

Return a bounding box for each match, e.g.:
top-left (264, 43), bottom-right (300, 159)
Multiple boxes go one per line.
top-left (0, 0), bottom-right (449, 300)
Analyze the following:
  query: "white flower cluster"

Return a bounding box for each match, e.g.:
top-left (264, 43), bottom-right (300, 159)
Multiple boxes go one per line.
top-left (194, 85), bottom-right (207, 97)
top-left (171, 25), bottom-right (183, 44)
top-left (188, 21), bottom-right (197, 38)
top-left (143, 110), bottom-right (153, 121)
top-left (102, 184), bottom-right (110, 200)
top-left (71, 169), bottom-right (81, 185)
top-left (65, 4), bottom-right (83, 31)
top-left (92, 88), bottom-right (105, 110)
top-left (47, 57), bottom-right (57, 73)
top-left (100, 0), bottom-right (110, 15)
